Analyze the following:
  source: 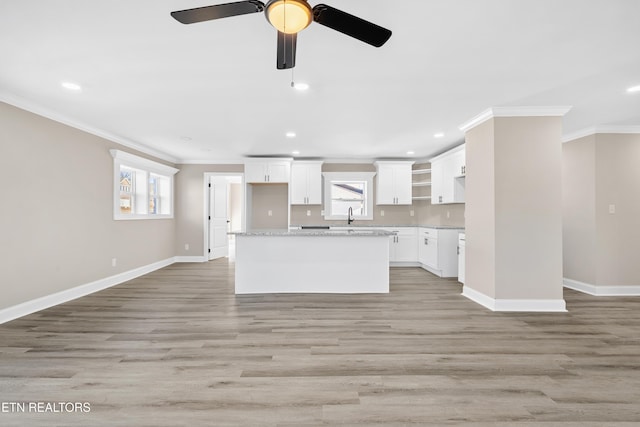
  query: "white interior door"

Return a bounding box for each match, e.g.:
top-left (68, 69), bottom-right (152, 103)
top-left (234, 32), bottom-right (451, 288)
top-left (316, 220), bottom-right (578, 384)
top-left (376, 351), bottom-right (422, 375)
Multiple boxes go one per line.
top-left (209, 177), bottom-right (229, 260)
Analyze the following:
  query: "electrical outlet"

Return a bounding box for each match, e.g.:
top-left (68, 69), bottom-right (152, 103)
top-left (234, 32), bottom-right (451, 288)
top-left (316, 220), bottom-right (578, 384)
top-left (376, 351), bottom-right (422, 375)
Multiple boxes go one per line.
top-left (447, 210), bottom-right (450, 219)
top-left (306, 210), bottom-right (311, 216)
top-left (185, 243), bottom-right (189, 251)
top-left (268, 210), bottom-right (273, 216)
top-left (410, 210), bottom-right (414, 217)
top-left (320, 210), bottom-right (324, 216)
top-left (380, 210), bottom-right (385, 217)
top-left (609, 204), bottom-right (616, 214)
top-left (111, 258), bottom-right (117, 267)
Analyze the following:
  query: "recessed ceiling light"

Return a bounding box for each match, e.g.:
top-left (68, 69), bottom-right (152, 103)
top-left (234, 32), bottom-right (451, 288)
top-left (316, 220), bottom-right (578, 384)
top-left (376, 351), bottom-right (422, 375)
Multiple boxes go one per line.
top-left (406, 151), bottom-right (415, 155)
top-left (180, 136), bottom-right (192, 142)
top-left (286, 132), bottom-right (296, 138)
top-left (292, 150), bottom-right (300, 155)
top-left (292, 82), bottom-right (309, 91)
top-left (61, 81), bottom-right (82, 91)
top-left (433, 132), bottom-right (444, 138)
top-left (627, 84), bottom-right (640, 93)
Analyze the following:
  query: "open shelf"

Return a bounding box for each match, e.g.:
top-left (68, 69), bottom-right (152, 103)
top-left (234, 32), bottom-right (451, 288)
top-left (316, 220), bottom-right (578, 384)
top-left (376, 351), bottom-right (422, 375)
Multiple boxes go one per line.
top-left (412, 196), bottom-right (432, 200)
top-left (412, 181), bottom-right (431, 187)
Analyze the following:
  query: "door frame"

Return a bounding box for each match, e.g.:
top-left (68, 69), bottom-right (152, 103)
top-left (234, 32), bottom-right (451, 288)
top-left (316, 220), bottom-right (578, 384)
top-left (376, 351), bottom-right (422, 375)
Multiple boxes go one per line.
top-left (203, 172), bottom-right (245, 260)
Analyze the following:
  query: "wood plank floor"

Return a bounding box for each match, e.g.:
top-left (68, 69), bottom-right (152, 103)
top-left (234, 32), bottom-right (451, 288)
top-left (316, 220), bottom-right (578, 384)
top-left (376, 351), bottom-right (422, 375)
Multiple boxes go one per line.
top-left (1, 260), bottom-right (640, 426)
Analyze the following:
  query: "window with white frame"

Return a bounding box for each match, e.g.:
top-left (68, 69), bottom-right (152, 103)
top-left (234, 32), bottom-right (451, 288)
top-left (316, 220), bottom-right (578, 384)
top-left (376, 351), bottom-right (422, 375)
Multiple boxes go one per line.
top-left (110, 150), bottom-right (179, 220)
top-left (322, 172), bottom-right (375, 220)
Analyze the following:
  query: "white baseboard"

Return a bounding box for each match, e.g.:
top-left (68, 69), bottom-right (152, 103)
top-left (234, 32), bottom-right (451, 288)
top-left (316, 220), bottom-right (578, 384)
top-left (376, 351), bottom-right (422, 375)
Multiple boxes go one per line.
top-left (0, 257), bottom-right (175, 324)
top-left (390, 261), bottom-right (421, 268)
top-left (174, 256), bottom-right (208, 263)
top-left (419, 263), bottom-right (443, 277)
top-left (419, 263), bottom-right (459, 279)
top-left (462, 286), bottom-right (567, 312)
top-left (563, 278), bottom-right (640, 296)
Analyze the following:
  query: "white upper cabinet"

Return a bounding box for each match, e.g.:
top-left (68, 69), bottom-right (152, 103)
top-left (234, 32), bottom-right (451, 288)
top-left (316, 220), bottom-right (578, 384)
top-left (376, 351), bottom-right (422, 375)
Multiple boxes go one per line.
top-left (245, 159), bottom-right (291, 183)
top-left (374, 161), bottom-right (414, 205)
top-left (430, 145), bottom-right (465, 204)
top-left (290, 161), bottom-right (323, 205)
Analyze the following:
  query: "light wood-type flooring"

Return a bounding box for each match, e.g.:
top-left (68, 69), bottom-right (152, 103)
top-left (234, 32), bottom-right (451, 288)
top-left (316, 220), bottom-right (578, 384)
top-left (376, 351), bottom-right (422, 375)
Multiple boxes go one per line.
top-left (1, 260), bottom-right (639, 426)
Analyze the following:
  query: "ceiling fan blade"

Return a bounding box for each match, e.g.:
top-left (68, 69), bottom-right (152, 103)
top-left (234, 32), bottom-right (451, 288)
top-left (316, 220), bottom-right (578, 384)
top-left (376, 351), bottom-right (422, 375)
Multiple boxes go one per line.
top-left (312, 4), bottom-right (392, 47)
top-left (171, 1), bottom-right (265, 24)
top-left (277, 31), bottom-right (297, 70)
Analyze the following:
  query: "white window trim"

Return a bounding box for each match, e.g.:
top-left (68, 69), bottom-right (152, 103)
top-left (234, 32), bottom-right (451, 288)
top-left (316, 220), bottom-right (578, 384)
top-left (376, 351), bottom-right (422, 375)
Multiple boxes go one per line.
top-left (322, 172), bottom-right (376, 221)
top-left (110, 149), bottom-right (179, 220)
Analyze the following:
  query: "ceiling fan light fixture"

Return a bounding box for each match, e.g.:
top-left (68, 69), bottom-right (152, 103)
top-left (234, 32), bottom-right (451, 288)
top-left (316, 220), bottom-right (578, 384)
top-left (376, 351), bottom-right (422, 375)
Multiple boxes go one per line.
top-left (266, 0), bottom-right (312, 34)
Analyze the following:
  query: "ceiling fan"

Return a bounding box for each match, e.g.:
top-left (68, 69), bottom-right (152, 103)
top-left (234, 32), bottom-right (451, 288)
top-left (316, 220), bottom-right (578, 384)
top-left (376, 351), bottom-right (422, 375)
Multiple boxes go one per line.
top-left (170, 0), bottom-right (392, 69)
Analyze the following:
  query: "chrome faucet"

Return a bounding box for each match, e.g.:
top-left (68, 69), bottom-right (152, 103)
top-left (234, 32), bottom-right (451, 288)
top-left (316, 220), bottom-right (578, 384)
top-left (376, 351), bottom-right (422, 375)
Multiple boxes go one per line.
top-left (347, 206), bottom-right (354, 225)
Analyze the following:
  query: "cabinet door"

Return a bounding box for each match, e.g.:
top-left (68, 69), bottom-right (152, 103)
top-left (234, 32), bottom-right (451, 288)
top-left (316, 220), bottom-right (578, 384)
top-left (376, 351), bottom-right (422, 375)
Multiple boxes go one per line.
top-left (267, 161), bottom-right (290, 183)
top-left (394, 164), bottom-right (413, 205)
top-left (376, 164), bottom-right (396, 205)
top-left (376, 163), bottom-right (412, 205)
top-left (306, 163), bottom-right (322, 204)
top-left (245, 162), bottom-right (267, 183)
top-left (430, 160), bottom-right (444, 204)
top-left (421, 229), bottom-right (439, 269)
top-left (290, 164), bottom-right (308, 204)
top-left (388, 234), bottom-right (397, 261)
top-left (394, 228), bottom-right (417, 262)
top-left (451, 150), bottom-right (466, 178)
top-left (440, 155), bottom-right (455, 203)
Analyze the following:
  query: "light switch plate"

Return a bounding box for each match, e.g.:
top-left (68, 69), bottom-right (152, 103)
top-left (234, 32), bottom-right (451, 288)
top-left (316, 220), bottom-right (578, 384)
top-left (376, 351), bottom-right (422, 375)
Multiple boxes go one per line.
top-left (609, 204), bottom-right (616, 214)
top-left (380, 210), bottom-right (385, 217)
top-left (306, 210), bottom-right (311, 216)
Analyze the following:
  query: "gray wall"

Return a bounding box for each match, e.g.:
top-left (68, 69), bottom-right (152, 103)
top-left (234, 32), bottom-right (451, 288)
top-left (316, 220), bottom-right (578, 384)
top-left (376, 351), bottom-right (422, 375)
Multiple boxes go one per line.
top-left (465, 116), bottom-right (564, 301)
top-left (0, 102), bottom-right (176, 311)
top-left (465, 119), bottom-right (497, 298)
top-left (249, 184), bottom-right (289, 230)
top-left (174, 164), bottom-right (243, 257)
top-left (562, 135), bottom-right (597, 284)
top-left (563, 133), bottom-right (640, 287)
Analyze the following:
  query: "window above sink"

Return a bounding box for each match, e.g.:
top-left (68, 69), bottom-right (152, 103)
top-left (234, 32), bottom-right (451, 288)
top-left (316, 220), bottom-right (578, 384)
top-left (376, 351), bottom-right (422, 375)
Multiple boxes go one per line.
top-left (322, 172), bottom-right (375, 221)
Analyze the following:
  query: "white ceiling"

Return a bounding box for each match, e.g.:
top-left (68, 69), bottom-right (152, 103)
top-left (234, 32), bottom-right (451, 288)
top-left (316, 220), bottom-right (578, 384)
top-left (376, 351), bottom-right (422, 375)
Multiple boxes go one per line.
top-left (1, 0), bottom-right (639, 163)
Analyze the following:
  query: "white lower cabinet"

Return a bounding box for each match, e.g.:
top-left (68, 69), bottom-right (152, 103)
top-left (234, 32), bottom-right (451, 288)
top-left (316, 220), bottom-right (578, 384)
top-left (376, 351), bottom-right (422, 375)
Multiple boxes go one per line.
top-left (381, 227), bottom-right (418, 263)
top-left (302, 226), bottom-right (460, 273)
top-left (417, 227), bottom-right (462, 277)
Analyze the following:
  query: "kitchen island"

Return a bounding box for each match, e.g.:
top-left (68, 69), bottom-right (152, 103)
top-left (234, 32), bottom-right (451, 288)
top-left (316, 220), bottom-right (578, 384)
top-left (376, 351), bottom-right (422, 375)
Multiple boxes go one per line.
top-left (233, 229), bottom-right (393, 294)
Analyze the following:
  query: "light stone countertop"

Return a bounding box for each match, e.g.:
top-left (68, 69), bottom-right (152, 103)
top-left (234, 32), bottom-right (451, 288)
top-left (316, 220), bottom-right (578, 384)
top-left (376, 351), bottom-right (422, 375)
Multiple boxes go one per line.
top-left (231, 229), bottom-right (395, 237)
top-left (290, 224), bottom-right (465, 230)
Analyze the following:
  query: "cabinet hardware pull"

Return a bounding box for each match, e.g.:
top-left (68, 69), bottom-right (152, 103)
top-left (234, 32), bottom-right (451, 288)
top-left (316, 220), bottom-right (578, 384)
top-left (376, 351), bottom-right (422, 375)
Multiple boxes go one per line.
top-left (457, 246), bottom-right (460, 255)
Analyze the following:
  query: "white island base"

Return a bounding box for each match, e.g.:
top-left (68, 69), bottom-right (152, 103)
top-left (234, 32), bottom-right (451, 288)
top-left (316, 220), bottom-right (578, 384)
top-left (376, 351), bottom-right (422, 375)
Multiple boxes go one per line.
top-left (234, 231), bottom-right (391, 294)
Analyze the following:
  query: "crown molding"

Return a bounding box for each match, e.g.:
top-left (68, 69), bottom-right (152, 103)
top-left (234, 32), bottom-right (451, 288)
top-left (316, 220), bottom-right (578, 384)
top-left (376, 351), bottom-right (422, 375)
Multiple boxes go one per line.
top-left (0, 91), bottom-right (179, 164)
top-left (562, 125), bottom-right (640, 143)
top-left (177, 158), bottom-right (246, 165)
top-left (459, 106), bottom-right (573, 133)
